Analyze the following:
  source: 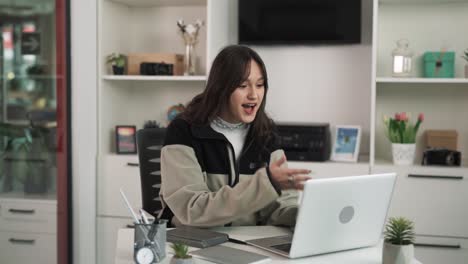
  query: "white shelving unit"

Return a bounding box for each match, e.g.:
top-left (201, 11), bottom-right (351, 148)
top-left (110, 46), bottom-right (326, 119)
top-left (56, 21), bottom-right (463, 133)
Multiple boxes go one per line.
top-left (372, 0), bottom-right (468, 166)
top-left (102, 75), bottom-right (207, 81)
top-left (377, 77), bottom-right (468, 84)
top-left (371, 0), bottom-right (468, 263)
top-left (96, 1), bottom-right (236, 263)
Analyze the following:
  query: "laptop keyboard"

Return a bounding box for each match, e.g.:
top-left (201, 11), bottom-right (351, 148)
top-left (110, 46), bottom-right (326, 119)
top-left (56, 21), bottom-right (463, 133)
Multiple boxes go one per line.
top-left (271, 243), bottom-right (292, 253)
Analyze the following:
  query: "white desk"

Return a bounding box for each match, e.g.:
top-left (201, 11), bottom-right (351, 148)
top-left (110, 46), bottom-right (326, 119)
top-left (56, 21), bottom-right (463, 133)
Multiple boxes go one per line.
top-left (115, 226), bottom-right (422, 264)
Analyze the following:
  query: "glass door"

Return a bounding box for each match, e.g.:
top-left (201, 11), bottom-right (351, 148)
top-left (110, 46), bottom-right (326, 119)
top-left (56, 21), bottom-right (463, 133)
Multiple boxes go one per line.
top-left (0, 0), bottom-right (70, 263)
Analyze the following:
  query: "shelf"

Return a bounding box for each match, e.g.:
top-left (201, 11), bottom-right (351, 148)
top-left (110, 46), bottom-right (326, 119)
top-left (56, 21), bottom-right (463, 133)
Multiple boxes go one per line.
top-left (108, 0), bottom-right (206, 7)
top-left (376, 77), bottom-right (468, 84)
top-left (102, 75), bottom-right (207, 81)
top-left (374, 159), bottom-right (468, 169)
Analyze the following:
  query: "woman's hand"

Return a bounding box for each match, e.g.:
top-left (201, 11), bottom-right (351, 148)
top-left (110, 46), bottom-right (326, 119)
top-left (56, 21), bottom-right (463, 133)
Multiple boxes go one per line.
top-left (269, 156), bottom-right (311, 190)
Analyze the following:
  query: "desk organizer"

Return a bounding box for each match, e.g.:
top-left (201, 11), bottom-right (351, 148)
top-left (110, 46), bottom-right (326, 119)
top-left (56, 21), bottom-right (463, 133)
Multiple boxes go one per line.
top-left (134, 219), bottom-right (167, 263)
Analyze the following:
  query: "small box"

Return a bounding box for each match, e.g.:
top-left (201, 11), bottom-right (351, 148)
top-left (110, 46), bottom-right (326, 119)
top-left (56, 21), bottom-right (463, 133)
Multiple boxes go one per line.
top-left (425, 130), bottom-right (458, 150)
top-left (423, 51), bottom-right (455, 78)
top-left (127, 53), bottom-right (184, 75)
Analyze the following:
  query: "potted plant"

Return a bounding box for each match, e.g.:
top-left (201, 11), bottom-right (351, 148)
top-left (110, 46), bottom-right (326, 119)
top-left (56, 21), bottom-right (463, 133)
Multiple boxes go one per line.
top-left (170, 243), bottom-right (193, 264)
top-left (462, 48), bottom-right (468, 78)
top-left (383, 217), bottom-right (415, 264)
top-left (383, 112), bottom-right (424, 165)
top-left (106, 53), bottom-right (125, 75)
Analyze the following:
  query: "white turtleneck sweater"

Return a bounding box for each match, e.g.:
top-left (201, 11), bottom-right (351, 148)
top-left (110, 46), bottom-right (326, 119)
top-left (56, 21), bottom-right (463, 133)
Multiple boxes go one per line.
top-left (210, 118), bottom-right (249, 161)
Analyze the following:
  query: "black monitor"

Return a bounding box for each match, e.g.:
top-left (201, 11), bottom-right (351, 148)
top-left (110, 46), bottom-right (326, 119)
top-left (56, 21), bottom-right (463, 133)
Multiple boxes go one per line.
top-left (239, 0), bottom-right (361, 45)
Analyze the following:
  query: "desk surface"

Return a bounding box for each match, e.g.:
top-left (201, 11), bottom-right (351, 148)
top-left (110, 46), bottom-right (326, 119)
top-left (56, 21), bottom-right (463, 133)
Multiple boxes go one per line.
top-left (115, 226), bottom-right (422, 264)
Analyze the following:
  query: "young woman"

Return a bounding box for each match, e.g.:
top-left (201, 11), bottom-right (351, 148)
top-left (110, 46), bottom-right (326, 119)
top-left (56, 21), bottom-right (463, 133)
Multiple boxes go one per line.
top-left (160, 45), bottom-right (311, 227)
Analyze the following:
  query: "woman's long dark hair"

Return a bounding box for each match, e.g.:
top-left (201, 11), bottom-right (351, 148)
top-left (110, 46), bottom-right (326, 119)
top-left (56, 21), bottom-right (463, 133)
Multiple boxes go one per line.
top-left (181, 45), bottom-right (275, 148)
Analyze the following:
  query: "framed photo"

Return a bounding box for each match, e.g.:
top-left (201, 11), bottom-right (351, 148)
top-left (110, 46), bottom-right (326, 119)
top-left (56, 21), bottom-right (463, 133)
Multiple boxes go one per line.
top-left (331, 125), bottom-right (361, 162)
top-left (115, 125), bottom-right (137, 154)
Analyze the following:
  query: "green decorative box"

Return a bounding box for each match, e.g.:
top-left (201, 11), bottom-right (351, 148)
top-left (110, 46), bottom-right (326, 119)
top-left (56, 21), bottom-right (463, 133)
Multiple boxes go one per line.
top-left (423, 51), bottom-right (455, 78)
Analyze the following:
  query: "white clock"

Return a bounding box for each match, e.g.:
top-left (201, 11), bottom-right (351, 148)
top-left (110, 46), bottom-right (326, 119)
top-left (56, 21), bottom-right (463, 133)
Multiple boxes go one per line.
top-left (135, 246), bottom-right (155, 264)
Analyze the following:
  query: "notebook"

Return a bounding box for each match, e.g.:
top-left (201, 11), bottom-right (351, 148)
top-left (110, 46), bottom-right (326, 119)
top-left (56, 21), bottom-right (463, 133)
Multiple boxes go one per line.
top-left (191, 245), bottom-right (271, 264)
top-left (167, 226), bottom-right (229, 248)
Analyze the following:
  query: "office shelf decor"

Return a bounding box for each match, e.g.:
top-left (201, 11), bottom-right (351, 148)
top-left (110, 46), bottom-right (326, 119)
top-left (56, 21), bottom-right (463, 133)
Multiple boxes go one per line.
top-left (177, 19), bottom-right (204, 76)
top-left (391, 39), bottom-right (414, 77)
top-left (423, 51), bottom-right (455, 78)
top-left (383, 112), bottom-right (424, 165)
top-left (462, 48), bottom-right (468, 78)
top-left (106, 53), bottom-right (126, 75)
top-left (383, 217), bottom-right (415, 264)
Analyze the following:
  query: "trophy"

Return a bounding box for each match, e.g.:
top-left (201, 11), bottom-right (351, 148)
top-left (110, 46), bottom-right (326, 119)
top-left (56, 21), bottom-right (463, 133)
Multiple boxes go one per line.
top-left (177, 19), bottom-right (204, 75)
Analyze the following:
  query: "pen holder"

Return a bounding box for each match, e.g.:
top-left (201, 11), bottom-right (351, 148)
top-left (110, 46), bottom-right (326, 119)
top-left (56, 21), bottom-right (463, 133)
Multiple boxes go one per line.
top-left (134, 219), bottom-right (167, 263)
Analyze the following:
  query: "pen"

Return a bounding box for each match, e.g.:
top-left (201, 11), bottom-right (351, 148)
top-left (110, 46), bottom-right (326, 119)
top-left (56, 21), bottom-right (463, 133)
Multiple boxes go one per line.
top-left (119, 188), bottom-right (141, 224)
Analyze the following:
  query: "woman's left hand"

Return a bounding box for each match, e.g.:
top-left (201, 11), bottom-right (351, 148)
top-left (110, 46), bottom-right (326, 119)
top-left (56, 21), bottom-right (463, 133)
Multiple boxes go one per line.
top-left (269, 155), bottom-right (312, 190)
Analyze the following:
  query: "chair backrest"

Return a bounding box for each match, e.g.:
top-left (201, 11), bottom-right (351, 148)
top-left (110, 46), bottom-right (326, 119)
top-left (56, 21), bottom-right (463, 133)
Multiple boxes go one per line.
top-left (136, 128), bottom-right (166, 218)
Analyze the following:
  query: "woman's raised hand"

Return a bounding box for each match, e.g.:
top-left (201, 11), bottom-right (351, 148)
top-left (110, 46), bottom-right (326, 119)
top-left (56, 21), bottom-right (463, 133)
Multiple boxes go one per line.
top-left (269, 156), bottom-right (312, 190)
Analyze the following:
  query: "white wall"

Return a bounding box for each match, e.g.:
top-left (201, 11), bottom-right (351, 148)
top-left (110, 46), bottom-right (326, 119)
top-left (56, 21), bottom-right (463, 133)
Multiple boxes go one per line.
top-left (71, 0), bottom-right (97, 263)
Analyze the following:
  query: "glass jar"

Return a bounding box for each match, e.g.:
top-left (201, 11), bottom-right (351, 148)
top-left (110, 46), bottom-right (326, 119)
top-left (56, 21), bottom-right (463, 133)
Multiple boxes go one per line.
top-left (392, 39), bottom-right (414, 77)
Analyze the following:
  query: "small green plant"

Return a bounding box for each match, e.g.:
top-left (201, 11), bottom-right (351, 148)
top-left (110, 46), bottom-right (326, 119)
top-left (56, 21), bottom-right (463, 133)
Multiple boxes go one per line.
top-left (384, 217), bottom-right (415, 245)
top-left (171, 243), bottom-right (191, 259)
top-left (383, 112), bottom-right (424, 143)
top-left (106, 53), bottom-right (125, 68)
top-left (462, 49), bottom-right (468, 62)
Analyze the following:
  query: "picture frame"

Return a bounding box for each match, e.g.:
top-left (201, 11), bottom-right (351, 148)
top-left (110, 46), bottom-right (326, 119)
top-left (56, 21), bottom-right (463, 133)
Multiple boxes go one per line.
top-left (115, 125), bottom-right (137, 154)
top-left (330, 125), bottom-right (361, 162)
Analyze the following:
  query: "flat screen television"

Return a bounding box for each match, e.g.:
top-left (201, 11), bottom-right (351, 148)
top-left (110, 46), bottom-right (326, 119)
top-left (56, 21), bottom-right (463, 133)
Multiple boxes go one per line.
top-left (239, 0), bottom-right (361, 45)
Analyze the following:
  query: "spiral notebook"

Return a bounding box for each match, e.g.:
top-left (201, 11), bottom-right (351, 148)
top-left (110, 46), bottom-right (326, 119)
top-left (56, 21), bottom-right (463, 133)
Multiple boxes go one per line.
top-left (191, 245), bottom-right (271, 264)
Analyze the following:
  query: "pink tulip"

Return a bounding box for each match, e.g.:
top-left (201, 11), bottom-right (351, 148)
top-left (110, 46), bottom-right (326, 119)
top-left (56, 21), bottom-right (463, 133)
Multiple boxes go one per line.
top-left (400, 112), bottom-right (408, 121)
top-left (394, 113), bottom-right (401, 121)
top-left (418, 113), bottom-right (424, 122)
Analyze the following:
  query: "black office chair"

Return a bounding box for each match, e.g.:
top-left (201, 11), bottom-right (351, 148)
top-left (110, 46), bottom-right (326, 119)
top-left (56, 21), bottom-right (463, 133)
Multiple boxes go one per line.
top-left (136, 127), bottom-right (166, 218)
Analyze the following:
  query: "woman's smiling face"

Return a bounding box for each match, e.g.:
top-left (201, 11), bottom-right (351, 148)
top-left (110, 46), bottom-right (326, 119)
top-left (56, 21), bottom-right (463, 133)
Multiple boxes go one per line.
top-left (220, 60), bottom-right (265, 124)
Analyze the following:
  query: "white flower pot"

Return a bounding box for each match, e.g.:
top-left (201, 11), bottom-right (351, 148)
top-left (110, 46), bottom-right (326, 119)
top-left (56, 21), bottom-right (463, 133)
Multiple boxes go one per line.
top-left (382, 243), bottom-right (414, 264)
top-left (392, 143), bottom-right (416, 165)
top-left (170, 257), bottom-right (194, 264)
top-left (465, 64), bottom-right (468, 78)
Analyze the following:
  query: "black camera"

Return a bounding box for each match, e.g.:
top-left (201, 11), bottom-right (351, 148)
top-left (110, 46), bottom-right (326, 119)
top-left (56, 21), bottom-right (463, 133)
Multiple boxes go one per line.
top-left (140, 62), bottom-right (173, 75)
top-left (422, 148), bottom-right (461, 166)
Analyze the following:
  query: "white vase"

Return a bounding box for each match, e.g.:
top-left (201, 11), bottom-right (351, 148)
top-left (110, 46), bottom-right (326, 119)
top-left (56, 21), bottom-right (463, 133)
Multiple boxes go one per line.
top-left (382, 243), bottom-right (414, 264)
top-left (465, 64), bottom-right (468, 78)
top-left (170, 257), bottom-right (194, 264)
top-left (391, 143), bottom-right (416, 165)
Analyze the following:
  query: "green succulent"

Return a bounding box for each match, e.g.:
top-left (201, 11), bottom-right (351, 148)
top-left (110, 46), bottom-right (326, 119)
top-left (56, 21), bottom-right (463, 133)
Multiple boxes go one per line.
top-left (384, 217), bottom-right (415, 245)
top-left (106, 53), bottom-right (125, 68)
top-left (171, 243), bottom-right (191, 259)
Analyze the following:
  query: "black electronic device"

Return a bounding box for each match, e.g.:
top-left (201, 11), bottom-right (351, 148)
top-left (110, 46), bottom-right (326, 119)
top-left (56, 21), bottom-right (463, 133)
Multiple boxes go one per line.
top-left (239, 0), bottom-right (361, 45)
top-left (422, 148), bottom-right (461, 167)
top-left (140, 62), bottom-right (173, 75)
top-left (276, 123), bottom-right (330, 161)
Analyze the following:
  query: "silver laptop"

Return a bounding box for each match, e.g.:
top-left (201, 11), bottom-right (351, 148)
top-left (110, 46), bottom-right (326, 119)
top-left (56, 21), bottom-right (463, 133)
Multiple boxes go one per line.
top-left (246, 173), bottom-right (396, 259)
